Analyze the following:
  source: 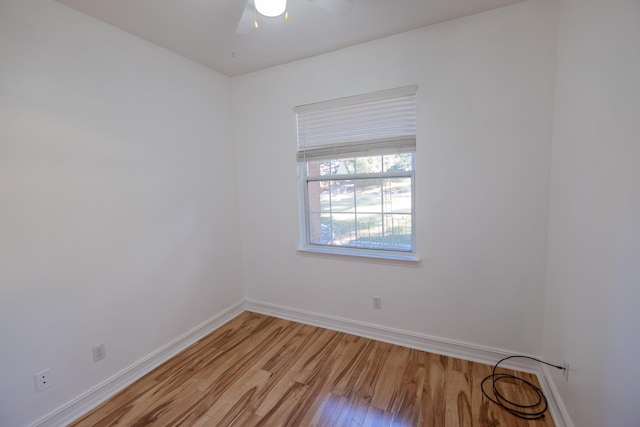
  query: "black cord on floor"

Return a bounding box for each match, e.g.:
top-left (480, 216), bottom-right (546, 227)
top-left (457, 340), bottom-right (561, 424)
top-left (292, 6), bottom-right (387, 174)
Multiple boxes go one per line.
top-left (481, 355), bottom-right (565, 420)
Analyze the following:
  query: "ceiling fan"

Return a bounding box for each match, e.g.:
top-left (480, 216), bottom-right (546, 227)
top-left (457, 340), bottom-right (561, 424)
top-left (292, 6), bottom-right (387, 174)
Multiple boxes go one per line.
top-left (236, 0), bottom-right (354, 33)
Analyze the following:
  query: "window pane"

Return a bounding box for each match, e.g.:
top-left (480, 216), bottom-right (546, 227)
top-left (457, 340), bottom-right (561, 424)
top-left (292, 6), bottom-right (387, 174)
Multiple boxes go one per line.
top-left (329, 180), bottom-right (355, 213)
top-left (339, 158), bottom-right (355, 174)
top-left (382, 213), bottom-right (412, 250)
top-left (355, 155), bottom-right (383, 174)
top-left (383, 177), bottom-right (412, 213)
top-left (307, 160), bottom-right (340, 177)
top-left (355, 178), bottom-right (382, 214)
top-left (308, 213), bottom-right (334, 245)
top-left (341, 213), bottom-right (412, 252)
top-left (303, 154), bottom-right (414, 254)
top-left (383, 153), bottom-right (414, 172)
top-left (306, 175), bottom-right (413, 252)
top-left (331, 213), bottom-right (357, 245)
top-left (307, 154), bottom-right (413, 177)
top-left (356, 214), bottom-right (383, 240)
top-left (307, 180), bottom-right (331, 213)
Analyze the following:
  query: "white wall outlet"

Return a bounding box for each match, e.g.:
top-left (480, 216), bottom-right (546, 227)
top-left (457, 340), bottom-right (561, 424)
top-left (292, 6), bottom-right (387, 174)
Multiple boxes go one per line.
top-left (563, 360), bottom-right (569, 382)
top-left (373, 296), bottom-right (382, 310)
top-left (34, 369), bottom-right (51, 392)
top-left (93, 343), bottom-right (106, 362)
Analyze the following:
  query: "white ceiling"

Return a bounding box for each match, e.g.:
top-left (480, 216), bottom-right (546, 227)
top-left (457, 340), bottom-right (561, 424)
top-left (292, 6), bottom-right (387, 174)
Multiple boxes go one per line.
top-left (56, 0), bottom-right (524, 77)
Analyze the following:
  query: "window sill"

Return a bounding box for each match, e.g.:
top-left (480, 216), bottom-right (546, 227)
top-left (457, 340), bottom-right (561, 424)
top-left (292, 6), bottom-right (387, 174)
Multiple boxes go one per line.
top-left (297, 246), bottom-right (421, 266)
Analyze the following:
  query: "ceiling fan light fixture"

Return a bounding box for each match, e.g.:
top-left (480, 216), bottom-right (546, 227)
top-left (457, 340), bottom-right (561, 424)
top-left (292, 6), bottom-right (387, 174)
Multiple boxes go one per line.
top-left (255, 0), bottom-right (287, 17)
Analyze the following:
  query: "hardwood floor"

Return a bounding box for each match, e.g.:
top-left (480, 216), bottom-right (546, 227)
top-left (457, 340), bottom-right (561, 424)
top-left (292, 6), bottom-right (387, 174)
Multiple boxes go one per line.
top-left (70, 312), bottom-right (555, 427)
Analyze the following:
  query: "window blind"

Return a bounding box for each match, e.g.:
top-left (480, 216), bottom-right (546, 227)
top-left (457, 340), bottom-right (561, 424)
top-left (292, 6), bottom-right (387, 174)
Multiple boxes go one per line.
top-left (295, 85), bottom-right (417, 162)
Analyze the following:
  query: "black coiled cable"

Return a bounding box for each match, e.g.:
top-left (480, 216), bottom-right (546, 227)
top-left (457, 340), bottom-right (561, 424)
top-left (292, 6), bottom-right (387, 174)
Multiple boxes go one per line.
top-left (481, 355), bottom-right (565, 420)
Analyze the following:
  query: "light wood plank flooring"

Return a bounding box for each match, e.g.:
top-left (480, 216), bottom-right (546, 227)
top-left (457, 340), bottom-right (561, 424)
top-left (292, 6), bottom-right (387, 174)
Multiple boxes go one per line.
top-left (70, 312), bottom-right (555, 427)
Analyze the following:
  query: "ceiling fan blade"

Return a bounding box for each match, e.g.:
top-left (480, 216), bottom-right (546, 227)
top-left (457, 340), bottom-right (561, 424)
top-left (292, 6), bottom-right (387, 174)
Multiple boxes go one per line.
top-left (307, 0), bottom-right (353, 16)
top-left (236, 0), bottom-right (255, 34)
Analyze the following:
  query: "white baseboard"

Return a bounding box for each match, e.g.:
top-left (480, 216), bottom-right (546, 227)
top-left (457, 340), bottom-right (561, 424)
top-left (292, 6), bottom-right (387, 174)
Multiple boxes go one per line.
top-left (537, 365), bottom-right (575, 427)
top-left (245, 299), bottom-right (536, 371)
top-left (30, 300), bottom-right (245, 427)
top-left (29, 298), bottom-right (573, 427)
top-left (245, 299), bottom-right (572, 427)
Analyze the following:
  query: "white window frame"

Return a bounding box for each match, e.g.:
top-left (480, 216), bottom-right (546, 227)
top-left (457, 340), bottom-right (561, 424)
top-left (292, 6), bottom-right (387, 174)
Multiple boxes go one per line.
top-left (295, 85), bottom-right (419, 261)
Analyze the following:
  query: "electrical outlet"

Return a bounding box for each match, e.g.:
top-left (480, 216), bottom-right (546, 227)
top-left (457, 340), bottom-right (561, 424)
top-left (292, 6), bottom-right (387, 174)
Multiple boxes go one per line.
top-left (373, 296), bottom-right (382, 310)
top-left (93, 343), bottom-right (106, 362)
top-left (563, 360), bottom-right (569, 382)
top-left (34, 369), bottom-right (51, 392)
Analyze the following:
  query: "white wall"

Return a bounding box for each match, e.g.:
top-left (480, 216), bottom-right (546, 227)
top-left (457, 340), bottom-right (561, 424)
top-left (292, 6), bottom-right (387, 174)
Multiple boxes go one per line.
top-left (543, 0), bottom-right (640, 426)
top-left (233, 0), bottom-right (557, 356)
top-left (0, 2), bottom-right (243, 426)
top-left (10, 1), bottom-right (638, 426)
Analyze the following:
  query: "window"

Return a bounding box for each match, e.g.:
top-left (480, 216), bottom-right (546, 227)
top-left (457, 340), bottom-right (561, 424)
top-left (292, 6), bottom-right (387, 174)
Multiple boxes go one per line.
top-left (295, 85), bottom-right (417, 259)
